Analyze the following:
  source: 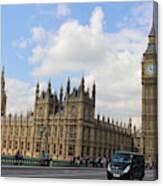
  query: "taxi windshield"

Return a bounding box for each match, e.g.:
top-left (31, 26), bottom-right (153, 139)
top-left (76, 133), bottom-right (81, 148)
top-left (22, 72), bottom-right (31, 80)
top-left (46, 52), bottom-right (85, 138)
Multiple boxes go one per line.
top-left (111, 153), bottom-right (132, 164)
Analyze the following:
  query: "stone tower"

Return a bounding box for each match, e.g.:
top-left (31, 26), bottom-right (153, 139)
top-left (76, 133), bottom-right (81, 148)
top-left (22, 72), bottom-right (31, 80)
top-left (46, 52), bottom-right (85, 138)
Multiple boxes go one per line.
top-left (64, 76), bottom-right (96, 156)
top-left (64, 76), bottom-right (95, 120)
top-left (34, 80), bottom-right (60, 120)
top-left (141, 10), bottom-right (158, 166)
top-left (1, 67), bottom-right (7, 117)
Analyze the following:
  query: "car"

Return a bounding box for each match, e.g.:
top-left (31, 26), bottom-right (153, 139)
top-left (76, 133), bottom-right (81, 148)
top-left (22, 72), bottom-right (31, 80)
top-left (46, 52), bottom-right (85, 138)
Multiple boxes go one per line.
top-left (106, 151), bottom-right (145, 180)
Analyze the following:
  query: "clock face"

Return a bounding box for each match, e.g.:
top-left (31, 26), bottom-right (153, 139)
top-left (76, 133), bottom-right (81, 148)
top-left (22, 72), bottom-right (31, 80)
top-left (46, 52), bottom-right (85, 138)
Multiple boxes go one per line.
top-left (145, 64), bottom-right (155, 76)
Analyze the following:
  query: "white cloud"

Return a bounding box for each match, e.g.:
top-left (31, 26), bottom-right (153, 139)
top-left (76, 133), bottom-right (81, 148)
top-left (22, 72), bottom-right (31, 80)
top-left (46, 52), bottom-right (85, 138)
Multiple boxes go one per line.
top-left (12, 39), bottom-right (28, 49)
top-left (19, 40), bottom-right (28, 48)
top-left (118, 2), bottom-right (153, 33)
top-left (90, 7), bottom-right (104, 34)
top-left (36, 4), bottom-right (70, 19)
top-left (131, 2), bottom-right (153, 27)
top-left (6, 78), bottom-right (35, 114)
top-left (56, 4), bottom-right (71, 17)
top-left (31, 26), bottom-right (47, 42)
top-left (5, 78), bottom-right (49, 115)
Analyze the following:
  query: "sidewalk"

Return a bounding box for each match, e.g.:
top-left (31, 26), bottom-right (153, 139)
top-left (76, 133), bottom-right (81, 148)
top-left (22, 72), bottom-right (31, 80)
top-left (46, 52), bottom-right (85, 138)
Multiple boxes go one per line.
top-left (1, 164), bottom-right (105, 170)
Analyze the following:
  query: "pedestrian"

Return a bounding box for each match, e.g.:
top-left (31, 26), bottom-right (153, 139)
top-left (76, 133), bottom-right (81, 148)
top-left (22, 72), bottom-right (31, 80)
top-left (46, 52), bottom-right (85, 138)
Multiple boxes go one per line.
top-left (19, 150), bottom-right (23, 165)
top-left (80, 157), bottom-right (83, 167)
top-left (85, 158), bottom-right (88, 167)
top-left (95, 157), bottom-right (99, 167)
top-left (76, 156), bottom-right (80, 167)
top-left (101, 157), bottom-right (106, 168)
top-left (73, 156), bottom-right (76, 166)
top-left (40, 150), bottom-right (45, 166)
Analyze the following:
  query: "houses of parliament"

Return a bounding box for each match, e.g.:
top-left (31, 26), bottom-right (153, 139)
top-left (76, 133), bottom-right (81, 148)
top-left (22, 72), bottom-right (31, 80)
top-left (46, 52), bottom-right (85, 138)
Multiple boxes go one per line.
top-left (1, 19), bottom-right (157, 166)
top-left (1, 70), bottom-right (137, 160)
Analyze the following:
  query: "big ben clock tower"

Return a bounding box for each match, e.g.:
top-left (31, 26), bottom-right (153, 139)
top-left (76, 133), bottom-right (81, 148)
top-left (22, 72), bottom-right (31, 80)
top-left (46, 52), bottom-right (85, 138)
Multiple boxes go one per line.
top-left (142, 14), bottom-right (158, 167)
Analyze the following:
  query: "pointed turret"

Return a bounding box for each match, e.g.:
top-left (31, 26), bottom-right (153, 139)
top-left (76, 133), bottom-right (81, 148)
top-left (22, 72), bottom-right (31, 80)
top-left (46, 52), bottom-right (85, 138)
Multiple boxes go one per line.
top-left (47, 80), bottom-right (52, 94)
top-left (35, 81), bottom-right (40, 100)
top-left (1, 67), bottom-right (7, 116)
top-left (81, 76), bottom-right (85, 91)
top-left (59, 86), bottom-right (63, 104)
top-left (92, 81), bottom-right (96, 107)
top-left (1, 66), bottom-right (5, 90)
top-left (79, 76), bottom-right (85, 95)
top-left (66, 77), bottom-right (70, 96)
top-left (145, 7), bottom-right (157, 55)
top-left (128, 117), bottom-right (132, 135)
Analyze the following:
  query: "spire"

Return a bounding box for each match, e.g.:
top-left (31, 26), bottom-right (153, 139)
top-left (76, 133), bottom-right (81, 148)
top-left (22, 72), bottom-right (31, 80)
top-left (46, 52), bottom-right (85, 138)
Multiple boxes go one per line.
top-left (35, 81), bottom-right (40, 100)
top-left (146, 3), bottom-right (157, 54)
top-left (1, 66), bottom-right (7, 117)
top-left (128, 117), bottom-right (132, 135)
top-left (149, 2), bottom-right (157, 38)
top-left (79, 76), bottom-right (85, 92)
top-left (66, 77), bottom-right (70, 96)
top-left (149, 20), bottom-right (155, 37)
top-left (129, 117), bottom-right (132, 126)
top-left (1, 66), bottom-right (5, 90)
top-left (149, 5), bottom-right (155, 37)
top-left (81, 76), bottom-right (85, 86)
top-left (59, 86), bottom-right (63, 104)
top-left (48, 80), bottom-right (51, 94)
top-left (92, 81), bottom-right (96, 107)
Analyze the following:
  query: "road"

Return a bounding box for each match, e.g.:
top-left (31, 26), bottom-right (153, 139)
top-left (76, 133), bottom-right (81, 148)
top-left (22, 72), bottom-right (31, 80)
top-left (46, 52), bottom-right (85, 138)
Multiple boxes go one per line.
top-left (1, 165), bottom-right (157, 181)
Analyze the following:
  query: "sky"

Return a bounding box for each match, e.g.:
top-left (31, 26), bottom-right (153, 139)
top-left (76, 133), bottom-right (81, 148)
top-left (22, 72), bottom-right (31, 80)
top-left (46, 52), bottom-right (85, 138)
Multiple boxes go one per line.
top-left (1, 1), bottom-right (154, 128)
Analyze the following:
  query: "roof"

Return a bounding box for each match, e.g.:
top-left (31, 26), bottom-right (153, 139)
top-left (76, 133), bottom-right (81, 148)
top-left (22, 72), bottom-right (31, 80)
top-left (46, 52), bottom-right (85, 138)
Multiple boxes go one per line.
top-left (146, 43), bottom-right (156, 54)
top-left (149, 22), bottom-right (155, 36)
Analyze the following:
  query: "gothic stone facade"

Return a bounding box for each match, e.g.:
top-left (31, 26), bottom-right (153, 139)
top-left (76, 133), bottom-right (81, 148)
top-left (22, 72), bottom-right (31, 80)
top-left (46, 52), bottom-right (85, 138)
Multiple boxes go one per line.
top-left (1, 76), bottom-right (134, 160)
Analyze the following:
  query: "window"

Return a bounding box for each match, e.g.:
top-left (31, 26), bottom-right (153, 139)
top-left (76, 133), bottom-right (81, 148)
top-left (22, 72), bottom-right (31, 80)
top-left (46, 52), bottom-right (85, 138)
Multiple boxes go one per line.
top-left (98, 148), bottom-right (101, 156)
top-left (60, 126), bottom-right (63, 138)
top-left (86, 146), bottom-right (90, 156)
top-left (36, 142), bottom-right (41, 152)
top-left (9, 141), bottom-right (12, 149)
top-left (10, 127), bottom-right (13, 136)
top-left (27, 142), bottom-right (30, 151)
top-left (53, 144), bottom-right (56, 154)
top-left (69, 126), bottom-right (76, 139)
top-left (47, 144), bottom-right (50, 153)
top-left (3, 140), bottom-right (6, 148)
top-left (27, 127), bottom-right (31, 136)
top-left (59, 144), bottom-right (62, 155)
top-left (48, 126), bottom-right (51, 136)
top-left (21, 127), bottom-right (25, 136)
top-left (20, 141), bottom-right (24, 149)
top-left (2, 126), bottom-right (6, 136)
top-left (68, 144), bottom-right (75, 156)
top-left (15, 127), bottom-right (18, 136)
top-left (54, 126), bottom-right (57, 137)
top-left (14, 141), bottom-right (18, 149)
top-left (93, 148), bottom-right (96, 157)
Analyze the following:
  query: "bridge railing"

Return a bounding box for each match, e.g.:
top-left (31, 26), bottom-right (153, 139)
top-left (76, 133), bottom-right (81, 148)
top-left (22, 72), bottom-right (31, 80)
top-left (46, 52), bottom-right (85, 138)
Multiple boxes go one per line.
top-left (1, 155), bottom-right (71, 167)
top-left (1, 155), bottom-right (107, 168)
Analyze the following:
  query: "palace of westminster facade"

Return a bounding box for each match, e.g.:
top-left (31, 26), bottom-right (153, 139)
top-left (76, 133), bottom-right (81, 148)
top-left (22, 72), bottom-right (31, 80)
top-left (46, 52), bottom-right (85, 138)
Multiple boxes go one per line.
top-left (1, 21), bottom-right (157, 165)
top-left (1, 72), bottom-right (136, 160)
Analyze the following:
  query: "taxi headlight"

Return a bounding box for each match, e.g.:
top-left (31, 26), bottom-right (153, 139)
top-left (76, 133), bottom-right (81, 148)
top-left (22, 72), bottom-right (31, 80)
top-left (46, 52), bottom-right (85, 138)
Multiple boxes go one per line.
top-left (123, 165), bottom-right (130, 174)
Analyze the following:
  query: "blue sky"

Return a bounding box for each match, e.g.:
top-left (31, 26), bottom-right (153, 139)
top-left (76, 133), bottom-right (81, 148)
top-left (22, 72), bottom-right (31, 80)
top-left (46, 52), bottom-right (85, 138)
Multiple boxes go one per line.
top-left (1, 1), bottom-right (154, 127)
top-left (2, 1), bottom-right (151, 83)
